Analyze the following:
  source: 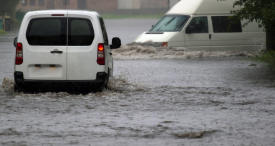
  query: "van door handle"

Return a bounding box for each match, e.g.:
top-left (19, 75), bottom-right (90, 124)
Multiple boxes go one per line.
top-left (51, 50), bottom-right (63, 54)
top-left (109, 53), bottom-right (112, 55)
top-left (209, 34), bottom-right (212, 40)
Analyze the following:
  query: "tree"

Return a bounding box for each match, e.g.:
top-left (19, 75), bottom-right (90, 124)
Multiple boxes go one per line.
top-left (232, 0), bottom-right (275, 51)
top-left (0, 0), bottom-right (20, 15)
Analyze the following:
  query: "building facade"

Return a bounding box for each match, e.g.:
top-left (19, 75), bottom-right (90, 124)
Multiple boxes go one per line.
top-left (16, 0), bottom-right (180, 12)
top-left (17, 0), bottom-right (119, 12)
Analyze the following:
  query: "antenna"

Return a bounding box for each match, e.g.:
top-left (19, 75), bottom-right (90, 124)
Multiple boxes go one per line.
top-left (65, 0), bottom-right (67, 9)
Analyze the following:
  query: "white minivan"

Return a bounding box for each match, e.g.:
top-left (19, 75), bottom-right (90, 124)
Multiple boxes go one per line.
top-left (135, 0), bottom-right (265, 51)
top-left (13, 10), bottom-right (121, 93)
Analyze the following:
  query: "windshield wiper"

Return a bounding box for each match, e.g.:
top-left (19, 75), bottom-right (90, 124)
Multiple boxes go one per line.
top-left (165, 17), bottom-right (176, 26)
top-left (174, 19), bottom-right (188, 31)
top-left (156, 17), bottom-right (176, 31)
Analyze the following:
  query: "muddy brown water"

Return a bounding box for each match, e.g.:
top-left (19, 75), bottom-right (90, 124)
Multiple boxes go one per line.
top-left (1, 54), bottom-right (275, 145)
top-left (0, 19), bottom-right (275, 145)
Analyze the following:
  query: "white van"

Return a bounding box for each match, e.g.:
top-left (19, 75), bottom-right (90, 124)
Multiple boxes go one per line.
top-left (13, 10), bottom-right (121, 93)
top-left (134, 0), bottom-right (265, 51)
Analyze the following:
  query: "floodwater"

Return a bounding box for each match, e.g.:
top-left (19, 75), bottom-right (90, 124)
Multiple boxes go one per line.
top-left (0, 19), bottom-right (275, 146)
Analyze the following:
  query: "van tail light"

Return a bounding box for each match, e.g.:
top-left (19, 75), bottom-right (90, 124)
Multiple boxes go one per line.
top-left (52, 14), bottom-right (64, 16)
top-left (97, 43), bottom-right (105, 65)
top-left (16, 43), bottom-right (23, 65)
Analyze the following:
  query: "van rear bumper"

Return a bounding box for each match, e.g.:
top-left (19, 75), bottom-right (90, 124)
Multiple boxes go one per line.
top-left (14, 72), bottom-right (108, 91)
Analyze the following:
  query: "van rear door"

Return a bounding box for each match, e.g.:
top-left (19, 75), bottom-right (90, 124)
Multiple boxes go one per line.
top-left (66, 12), bottom-right (99, 80)
top-left (22, 16), bottom-right (67, 80)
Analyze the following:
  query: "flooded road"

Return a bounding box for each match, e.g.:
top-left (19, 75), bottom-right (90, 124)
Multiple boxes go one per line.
top-left (0, 19), bottom-right (275, 146)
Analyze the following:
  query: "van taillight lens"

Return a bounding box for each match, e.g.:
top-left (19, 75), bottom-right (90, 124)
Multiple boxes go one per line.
top-left (16, 43), bottom-right (23, 65)
top-left (52, 14), bottom-right (64, 16)
top-left (97, 43), bottom-right (105, 65)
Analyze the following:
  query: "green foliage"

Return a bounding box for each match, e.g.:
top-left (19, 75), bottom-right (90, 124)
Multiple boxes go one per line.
top-left (253, 51), bottom-right (275, 70)
top-left (0, 0), bottom-right (20, 15)
top-left (232, 0), bottom-right (275, 31)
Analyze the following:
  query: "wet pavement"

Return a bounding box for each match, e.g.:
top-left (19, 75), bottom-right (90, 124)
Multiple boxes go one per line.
top-left (0, 19), bottom-right (275, 146)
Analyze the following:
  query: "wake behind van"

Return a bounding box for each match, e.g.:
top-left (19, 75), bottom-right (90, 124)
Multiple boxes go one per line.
top-left (134, 0), bottom-right (265, 51)
top-left (13, 10), bottom-right (121, 93)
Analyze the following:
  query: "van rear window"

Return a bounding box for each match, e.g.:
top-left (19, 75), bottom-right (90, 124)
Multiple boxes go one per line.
top-left (26, 18), bottom-right (95, 46)
top-left (68, 18), bottom-right (94, 46)
top-left (26, 18), bottom-right (67, 46)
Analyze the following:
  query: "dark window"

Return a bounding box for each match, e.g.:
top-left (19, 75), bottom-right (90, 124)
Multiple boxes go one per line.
top-left (21, 0), bottom-right (28, 6)
top-left (186, 17), bottom-right (208, 33)
top-left (30, 0), bottom-right (36, 6)
top-left (63, 0), bottom-right (70, 5)
top-left (77, 0), bottom-right (87, 9)
top-left (26, 18), bottom-right (67, 46)
top-left (38, 0), bottom-right (44, 6)
top-left (99, 18), bottom-right (109, 45)
top-left (211, 16), bottom-right (242, 33)
top-left (68, 18), bottom-right (94, 46)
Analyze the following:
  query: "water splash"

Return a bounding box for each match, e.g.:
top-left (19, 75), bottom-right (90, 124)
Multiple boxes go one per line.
top-left (250, 37), bottom-right (266, 52)
top-left (108, 75), bottom-right (146, 92)
top-left (0, 75), bottom-right (144, 97)
top-left (0, 77), bottom-right (14, 95)
top-left (112, 43), bottom-right (260, 60)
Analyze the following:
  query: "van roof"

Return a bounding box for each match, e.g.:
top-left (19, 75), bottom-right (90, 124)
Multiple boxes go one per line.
top-left (166, 0), bottom-right (241, 15)
top-left (27, 10), bottom-right (100, 16)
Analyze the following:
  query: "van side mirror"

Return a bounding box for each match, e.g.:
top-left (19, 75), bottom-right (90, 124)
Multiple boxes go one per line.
top-left (186, 26), bottom-right (195, 34)
top-left (14, 37), bottom-right (18, 47)
top-left (110, 37), bottom-right (121, 49)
